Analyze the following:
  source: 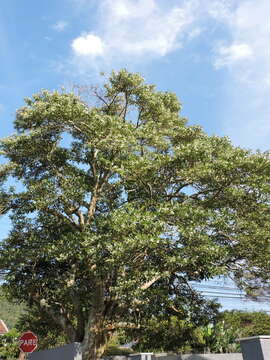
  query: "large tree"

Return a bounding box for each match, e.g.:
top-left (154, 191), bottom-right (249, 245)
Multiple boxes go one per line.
top-left (0, 70), bottom-right (270, 360)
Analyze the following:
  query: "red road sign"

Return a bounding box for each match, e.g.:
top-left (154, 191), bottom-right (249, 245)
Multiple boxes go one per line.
top-left (19, 331), bottom-right (38, 353)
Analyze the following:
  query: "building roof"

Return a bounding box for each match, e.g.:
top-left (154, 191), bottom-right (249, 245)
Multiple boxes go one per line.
top-left (0, 319), bottom-right (9, 334)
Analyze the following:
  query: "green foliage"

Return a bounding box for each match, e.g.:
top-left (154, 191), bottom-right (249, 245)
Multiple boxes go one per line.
top-left (0, 329), bottom-right (20, 360)
top-left (0, 164), bottom-right (14, 216)
top-left (195, 311), bottom-right (270, 354)
top-left (0, 70), bottom-right (269, 359)
top-left (222, 310), bottom-right (270, 338)
top-left (124, 302), bottom-right (221, 353)
top-left (104, 345), bottom-right (133, 356)
top-left (16, 305), bottom-right (67, 350)
top-left (130, 311), bottom-right (270, 354)
top-left (126, 315), bottom-right (238, 354)
top-left (190, 322), bottom-right (240, 354)
top-left (104, 334), bottom-right (134, 356)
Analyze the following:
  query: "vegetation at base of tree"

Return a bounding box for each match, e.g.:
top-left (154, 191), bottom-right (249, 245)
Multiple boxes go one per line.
top-left (103, 334), bottom-right (134, 356)
top-left (0, 70), bottom-right (270, 360)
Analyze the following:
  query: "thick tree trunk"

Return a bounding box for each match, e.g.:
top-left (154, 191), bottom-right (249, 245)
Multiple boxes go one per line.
top-left (81, 327), bottom-right (110, 360)
top-left (81, 283), bottom-right (111, 360)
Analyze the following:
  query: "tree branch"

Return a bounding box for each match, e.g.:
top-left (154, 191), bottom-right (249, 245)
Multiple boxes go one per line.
top-left (33, 295), bottom-right (77, 342)
top-left (140, 275), bottom-right (162, 290)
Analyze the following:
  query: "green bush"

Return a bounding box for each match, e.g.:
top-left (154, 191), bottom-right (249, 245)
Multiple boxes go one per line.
top-left (104, 344), bottom-right (133, 356)
top-left (0, 329), bottom-right (20, 360)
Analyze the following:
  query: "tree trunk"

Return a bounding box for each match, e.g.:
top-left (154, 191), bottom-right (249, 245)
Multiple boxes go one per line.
top-left (81, 283), bottom-right (111, 360)
top-left (81, 327), bottom-right (110, 360)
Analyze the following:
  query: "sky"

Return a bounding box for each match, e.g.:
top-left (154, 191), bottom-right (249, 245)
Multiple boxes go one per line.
top-left (0, 0), bottom-right (270, 312)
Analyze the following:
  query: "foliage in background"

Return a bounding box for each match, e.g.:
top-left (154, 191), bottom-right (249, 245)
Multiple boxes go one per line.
top-left (0, 329), bottom-right (20, 360)
top-left (0, 287), bottom-right (24, 329)
top-left (222, 310), bottom-right (270, 338)
top-left (0, 70), bottom-right (270, 360)
top-left (190, 322), bottom-right (240, 354)
top-left (128, 310), bottom-right (270, 354)
top-left (103, 333), bottom-right (134, 357)
top-left (125, 302), bottom-right (221, 353)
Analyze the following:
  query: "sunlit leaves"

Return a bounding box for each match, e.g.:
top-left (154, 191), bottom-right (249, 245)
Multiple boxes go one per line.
top-left (0, 70), bottom-right (269, 356)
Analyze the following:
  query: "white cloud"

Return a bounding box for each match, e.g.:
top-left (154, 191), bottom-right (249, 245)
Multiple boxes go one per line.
top-left (215, 42), bottom-right (253, 68)
top-left (72, 34), bottom-right (104, 56)
top-left (70, 0), bottom-right (200, 64)
top-left (68, 0), bottom-right (270, 81)
top-left (212, 0), bottom-right (270, 74)
top-left (209, 0), bottom-right (270, 149)
top-left (103, 0), bottom-right (156, 22)
top-left (65, 0), bottom-right (270, 149)
top-left (52, 20), bottom-right (68, 32)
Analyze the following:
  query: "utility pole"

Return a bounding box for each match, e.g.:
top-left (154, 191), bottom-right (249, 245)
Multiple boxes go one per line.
top-left (18, 351), bottom-right (25, 360)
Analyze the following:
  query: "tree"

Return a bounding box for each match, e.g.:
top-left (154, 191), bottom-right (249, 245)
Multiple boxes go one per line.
top-left (189, 322), bottom-right (239, 354)
top-left (222, 310), bottom-right (270, 338)
top-left (123, 311), bottom-right (223, 354)
top-left (234, 271), bottom-right (270, 303)
top-left (16, 305), bottom-right (67, 351)
top-left (128, 310), bottom-right (270, 354)
top-left (0, 165), bottom-right (11, 217)
top-left (0, 70), bottom-right (270, 360)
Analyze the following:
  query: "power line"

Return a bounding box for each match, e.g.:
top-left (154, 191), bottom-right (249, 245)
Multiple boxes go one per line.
top-left (191, 283), bottom-right (270, 300)
top-left (192, 284), bottom-right (240, 291)
top-left (202, 293), bottom-right (270, 301)
top-left (199, 290), bottom-right (245, 296)
top-left (203, 294), bottom-right (249, 299)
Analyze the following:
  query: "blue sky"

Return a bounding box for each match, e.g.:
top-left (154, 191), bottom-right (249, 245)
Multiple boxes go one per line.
top-left (2, 0), bottom-right (270, 147)
top-left (1, 0), bottom-right (270, 312)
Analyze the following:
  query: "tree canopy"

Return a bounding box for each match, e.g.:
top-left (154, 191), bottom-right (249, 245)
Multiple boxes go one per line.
top-left (0, 70), bottom-right (269, 360)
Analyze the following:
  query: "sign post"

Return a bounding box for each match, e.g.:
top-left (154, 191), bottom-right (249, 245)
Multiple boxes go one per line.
top-left (19, 331), bottom-right (38, 358)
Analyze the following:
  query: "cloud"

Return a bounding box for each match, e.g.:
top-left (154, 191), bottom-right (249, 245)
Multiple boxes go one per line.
top-left (52, 20), bottom-right (68, 32)
top-left (212, 0), bottom-right (270, 76)
top-left (71, 0), bottom-right (200, 63)
top-left (209, 0), bottom-right (270, 149)
top-left (66, 0), bottom-right (270, 149)
top-left (68, 0), bottom-right (270, 81)
top-left (215, 42), bottom-right (253, 68)
top-left (72, 34), bottom-right (104, 56)
top-left (69, 0), bottom-right (240, 67)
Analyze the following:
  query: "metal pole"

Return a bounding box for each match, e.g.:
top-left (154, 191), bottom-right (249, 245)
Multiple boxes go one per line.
top-left (18, 351), bottom-right (26, 360)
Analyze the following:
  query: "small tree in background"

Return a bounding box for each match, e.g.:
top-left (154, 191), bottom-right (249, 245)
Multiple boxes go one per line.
top-left (127, 310), bottom-right (270, 354)
top-left (0, 70), bottom-right (270, 360)
top-left (222, 310), bottom-right (270, 339)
